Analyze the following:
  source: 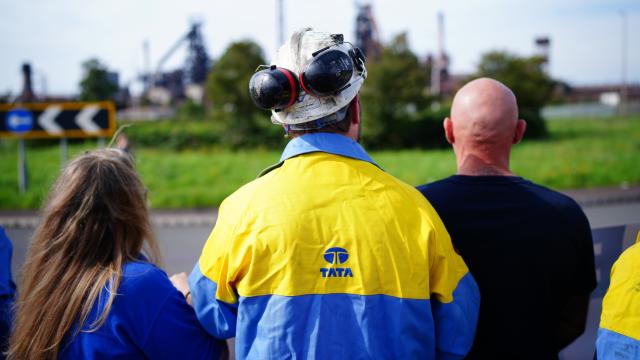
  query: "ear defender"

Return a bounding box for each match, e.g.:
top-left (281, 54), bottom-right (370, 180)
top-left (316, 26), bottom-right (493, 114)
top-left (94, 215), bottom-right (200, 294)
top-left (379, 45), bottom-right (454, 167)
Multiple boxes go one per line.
top-left (249, 66), bottom-right (300, 110)
top-left (300, 49), bottom-right (354, 97)
top-left (249, 44), bottom-right (367, 110)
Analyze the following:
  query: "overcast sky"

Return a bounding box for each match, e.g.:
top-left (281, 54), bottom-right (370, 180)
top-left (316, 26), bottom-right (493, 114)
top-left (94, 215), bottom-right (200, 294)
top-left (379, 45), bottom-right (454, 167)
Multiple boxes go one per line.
top-left (1, 0), bottom-right (639, 96)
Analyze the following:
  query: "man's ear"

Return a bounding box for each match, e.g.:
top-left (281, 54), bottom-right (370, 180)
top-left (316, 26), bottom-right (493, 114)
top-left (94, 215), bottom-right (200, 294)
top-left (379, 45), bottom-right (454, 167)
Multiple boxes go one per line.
top-left (444, 117), bottom-right (454, 144)
top-left (513, 119), bottom-right (527, 144)
top-left (351, 95), bottom-right (360, 125)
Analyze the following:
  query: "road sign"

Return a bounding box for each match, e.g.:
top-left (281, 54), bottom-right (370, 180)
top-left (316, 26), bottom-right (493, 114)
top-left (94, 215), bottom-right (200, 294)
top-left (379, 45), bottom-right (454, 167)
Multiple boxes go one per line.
top-left (6, 108), bottom-right (34, 134)
top-left (0, 102), bottom-right (116, 139)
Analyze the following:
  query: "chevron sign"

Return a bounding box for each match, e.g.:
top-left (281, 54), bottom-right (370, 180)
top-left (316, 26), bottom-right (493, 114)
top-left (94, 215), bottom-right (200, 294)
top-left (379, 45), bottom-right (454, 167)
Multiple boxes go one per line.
top-left (0, 102), bottom-right (115, 139)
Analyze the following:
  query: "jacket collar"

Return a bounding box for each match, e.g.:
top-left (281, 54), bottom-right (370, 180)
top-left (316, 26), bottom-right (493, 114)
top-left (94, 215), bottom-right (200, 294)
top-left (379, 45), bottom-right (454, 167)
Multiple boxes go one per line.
top-left (259, 133), bottom-right (378, 177)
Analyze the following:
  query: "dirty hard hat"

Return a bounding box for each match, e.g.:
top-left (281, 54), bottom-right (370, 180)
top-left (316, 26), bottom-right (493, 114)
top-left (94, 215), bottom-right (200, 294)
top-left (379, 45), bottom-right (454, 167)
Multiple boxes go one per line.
top-left (250, 28), bottom-right (366, 127)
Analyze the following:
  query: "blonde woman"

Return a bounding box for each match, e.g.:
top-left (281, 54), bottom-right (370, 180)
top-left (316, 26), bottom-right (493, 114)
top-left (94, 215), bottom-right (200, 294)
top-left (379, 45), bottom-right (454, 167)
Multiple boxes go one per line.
top-left (8, 149), bottom-right (222, 359)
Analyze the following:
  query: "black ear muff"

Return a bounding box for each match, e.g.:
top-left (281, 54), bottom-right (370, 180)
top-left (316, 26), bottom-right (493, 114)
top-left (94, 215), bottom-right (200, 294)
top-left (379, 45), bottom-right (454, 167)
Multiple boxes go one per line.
top-left (300, 49), bottom-right (354, 97)
top-left (249, 66), bottom-right (300, 110)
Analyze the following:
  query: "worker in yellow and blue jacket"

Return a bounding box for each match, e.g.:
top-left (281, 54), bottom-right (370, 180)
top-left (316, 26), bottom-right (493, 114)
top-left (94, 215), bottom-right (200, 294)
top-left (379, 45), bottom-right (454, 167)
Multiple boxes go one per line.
top-left (597, 231), bottom-right (640, 359)
top-left (188, 28), bottom-right (480, 359)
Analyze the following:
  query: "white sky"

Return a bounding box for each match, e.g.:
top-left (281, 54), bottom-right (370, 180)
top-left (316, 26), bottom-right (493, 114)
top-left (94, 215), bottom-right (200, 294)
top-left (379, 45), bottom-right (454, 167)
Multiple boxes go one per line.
top-left (1, 0), bottom-right (639, 96)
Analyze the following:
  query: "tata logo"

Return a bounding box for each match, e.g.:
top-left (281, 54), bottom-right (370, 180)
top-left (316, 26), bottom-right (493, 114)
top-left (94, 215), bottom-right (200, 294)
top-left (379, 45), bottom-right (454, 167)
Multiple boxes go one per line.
top-left (320, 247), bottom-right (354, 278)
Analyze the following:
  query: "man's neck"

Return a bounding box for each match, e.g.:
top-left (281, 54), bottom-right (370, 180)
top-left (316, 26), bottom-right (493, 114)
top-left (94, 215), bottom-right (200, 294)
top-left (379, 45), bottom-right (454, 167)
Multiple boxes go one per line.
top-left (456, 156), bottom-right (514, 176)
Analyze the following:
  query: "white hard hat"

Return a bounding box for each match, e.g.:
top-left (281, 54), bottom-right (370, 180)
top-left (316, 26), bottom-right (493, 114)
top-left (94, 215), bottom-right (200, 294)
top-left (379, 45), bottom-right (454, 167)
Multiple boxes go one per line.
top-left (270, 28), bottom-right (366, 127)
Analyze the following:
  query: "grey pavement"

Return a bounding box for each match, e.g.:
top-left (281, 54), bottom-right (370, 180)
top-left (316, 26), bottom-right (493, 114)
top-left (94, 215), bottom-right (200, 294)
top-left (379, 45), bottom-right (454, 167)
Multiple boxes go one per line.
top-left (3, 210), bottom-right (218, 280)
top-left (3, 185), bottom-right (639, 279)
top-left (1, 185), bottom-right (638, 229)
top-left (2, 186), bottom-right (639, 360)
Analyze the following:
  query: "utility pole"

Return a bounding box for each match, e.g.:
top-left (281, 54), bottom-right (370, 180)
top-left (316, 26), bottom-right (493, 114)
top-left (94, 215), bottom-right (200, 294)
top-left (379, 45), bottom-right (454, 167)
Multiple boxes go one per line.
top-left (277, 0), bottom-right (285, 47)
top-left (143, 40), bottom-right (151, 92)
top-left (431, 12), bottom-right (444, 96)
top-left (620, 10), bottom-right (628, 118)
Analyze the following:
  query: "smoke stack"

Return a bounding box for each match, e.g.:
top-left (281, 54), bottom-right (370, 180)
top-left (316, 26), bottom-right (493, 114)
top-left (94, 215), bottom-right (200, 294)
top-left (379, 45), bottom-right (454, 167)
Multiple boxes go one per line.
top-left (437, 12), bottom-right (445, 59)
top-left (535, 36), bottom-right (550, 73)
top-left (143, 40), bottom-right (151, 91)
top-left (21, 63), bottom-right (35, 102)
top-left (277, 0), bottom-right (285, 47)
top-left (431, 12), bottom-right (444, 96)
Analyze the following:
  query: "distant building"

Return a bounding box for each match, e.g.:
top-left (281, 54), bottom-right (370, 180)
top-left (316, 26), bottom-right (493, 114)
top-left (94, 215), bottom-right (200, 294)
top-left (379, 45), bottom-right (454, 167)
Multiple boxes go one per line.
top-left (564, 84), bottom-right (640, 103)
top-left (429, 12), bottom-right (455, 97)
top-left (145, 22), bottom-right (211, 106)
top-left (535, 37), bottom-right (551, 73)
top-left (355, 4), bottom-right (381, 61)
top-left (20, 63), bottom-right (36, 102)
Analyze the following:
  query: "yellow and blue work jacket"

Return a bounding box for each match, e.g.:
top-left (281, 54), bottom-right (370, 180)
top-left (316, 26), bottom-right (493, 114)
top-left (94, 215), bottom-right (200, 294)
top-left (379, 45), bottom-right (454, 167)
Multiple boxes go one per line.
top-left (597, 232), bottom-right (640, 359)
top-left (189, 133), bottom-right (480, 359)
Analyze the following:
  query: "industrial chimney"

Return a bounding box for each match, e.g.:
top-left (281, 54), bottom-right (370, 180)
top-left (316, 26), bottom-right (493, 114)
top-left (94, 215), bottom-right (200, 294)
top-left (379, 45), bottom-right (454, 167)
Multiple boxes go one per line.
top-left (20, 63), bottom-right (35, 102)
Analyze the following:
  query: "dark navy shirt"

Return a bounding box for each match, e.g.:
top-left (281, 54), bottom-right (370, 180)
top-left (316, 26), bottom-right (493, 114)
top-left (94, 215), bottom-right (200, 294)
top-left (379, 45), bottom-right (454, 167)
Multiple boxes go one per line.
top-left (60, 260), bottom-right (223, 359)
top-left (0, 226), bottom-right (15, 358)
top-left (418, 175), bottom-right (596, 359)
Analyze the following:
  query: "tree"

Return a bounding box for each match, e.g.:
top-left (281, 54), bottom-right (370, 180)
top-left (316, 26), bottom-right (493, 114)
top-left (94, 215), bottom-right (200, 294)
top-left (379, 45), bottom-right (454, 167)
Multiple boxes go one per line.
top-left (206, 40), bottom-right (281, 148)
top-left (475, 51), bottom-right (554, 138)
top-left (79, 59), bottom-right (118, 101)
top-left (360, 33), bottom-right (435, 148)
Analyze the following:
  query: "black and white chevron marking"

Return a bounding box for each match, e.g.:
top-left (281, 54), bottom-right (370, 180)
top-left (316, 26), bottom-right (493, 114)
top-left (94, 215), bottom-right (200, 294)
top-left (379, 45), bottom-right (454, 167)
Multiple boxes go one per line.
top-left (0, 102), bottom-right (114, 139)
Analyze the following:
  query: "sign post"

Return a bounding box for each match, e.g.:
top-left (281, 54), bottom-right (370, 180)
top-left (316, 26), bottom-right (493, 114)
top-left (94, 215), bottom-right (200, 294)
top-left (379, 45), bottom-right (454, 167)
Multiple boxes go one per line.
top-left (5, 107), bottom-right (35, 193)
top-left (60, 138), bottom-right (68, 165)
top-left (18, 139), bottom-right (27, 193)
top-left (1, 102), bottom-right (116, 192)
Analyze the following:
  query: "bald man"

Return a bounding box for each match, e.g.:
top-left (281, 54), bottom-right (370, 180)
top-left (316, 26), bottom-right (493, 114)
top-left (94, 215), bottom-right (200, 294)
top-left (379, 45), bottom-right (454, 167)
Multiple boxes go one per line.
top-left (417, 78), bottom-right (596, 359)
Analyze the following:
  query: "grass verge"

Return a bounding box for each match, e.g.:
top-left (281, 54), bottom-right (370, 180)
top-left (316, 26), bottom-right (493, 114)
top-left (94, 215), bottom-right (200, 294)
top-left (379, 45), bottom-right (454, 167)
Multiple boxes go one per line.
top-left (0, 117), bottom-right (638, 209)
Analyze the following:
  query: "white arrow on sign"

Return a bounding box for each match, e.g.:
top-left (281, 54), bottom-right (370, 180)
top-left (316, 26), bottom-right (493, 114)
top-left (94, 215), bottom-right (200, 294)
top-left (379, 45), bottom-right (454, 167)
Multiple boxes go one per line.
top-left (38, 106), bottom-right (63, 134)
top-left (76, 105), bottom-right (101, 133)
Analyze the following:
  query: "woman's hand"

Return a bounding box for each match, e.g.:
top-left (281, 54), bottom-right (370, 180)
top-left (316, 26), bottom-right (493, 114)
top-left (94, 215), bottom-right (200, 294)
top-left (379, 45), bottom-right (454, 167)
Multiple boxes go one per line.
top-left (169, 272), bottom-right (193, 306)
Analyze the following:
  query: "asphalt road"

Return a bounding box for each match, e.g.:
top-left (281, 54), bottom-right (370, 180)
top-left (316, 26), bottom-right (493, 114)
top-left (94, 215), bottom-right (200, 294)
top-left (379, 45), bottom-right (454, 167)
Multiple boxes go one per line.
top-left (2, 200), bottom-right (639, 360)
top-left (5, 201), bottom-right (640, 279)
top-left (5, 220), bottom-right (215, 281)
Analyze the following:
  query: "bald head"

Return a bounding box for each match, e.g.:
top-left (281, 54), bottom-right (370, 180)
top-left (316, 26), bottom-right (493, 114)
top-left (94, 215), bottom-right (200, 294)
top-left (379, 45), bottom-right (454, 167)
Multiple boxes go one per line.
top-left (451, 78), bottom-right (519, 143)
top-left (444, 78), bottom-right (527, 175)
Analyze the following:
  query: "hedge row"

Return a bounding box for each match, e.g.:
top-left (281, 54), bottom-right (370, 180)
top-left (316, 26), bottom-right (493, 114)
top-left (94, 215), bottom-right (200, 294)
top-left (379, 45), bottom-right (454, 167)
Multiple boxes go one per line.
top-left (117, 108), bottom-right (546, 151)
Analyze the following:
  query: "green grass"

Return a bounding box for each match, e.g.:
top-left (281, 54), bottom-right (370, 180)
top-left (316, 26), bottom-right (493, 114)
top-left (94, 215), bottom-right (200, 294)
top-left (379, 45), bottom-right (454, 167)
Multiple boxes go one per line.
top-left (136, 149), bottom-right (279, 208)
top-left (511, 118), bottom-right (640, 188)
top-left (1, 117), bottom-right (639, 210)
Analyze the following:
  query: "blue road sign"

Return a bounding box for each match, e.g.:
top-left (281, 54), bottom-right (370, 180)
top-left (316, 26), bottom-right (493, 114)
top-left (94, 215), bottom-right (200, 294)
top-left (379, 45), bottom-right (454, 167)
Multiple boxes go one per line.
top-left (5, 108), bottom-right (34, 134)
top-left (0, 102), bottom-right (115, 139)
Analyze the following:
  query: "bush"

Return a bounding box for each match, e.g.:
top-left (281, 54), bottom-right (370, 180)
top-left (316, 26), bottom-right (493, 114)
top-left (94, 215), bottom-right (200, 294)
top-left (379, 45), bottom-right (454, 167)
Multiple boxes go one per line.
top-left (176, 100), bottom-right (206, 121)
top-left (519, 109), bottom-right (548, 139)
top-left (211, 110), bottom-right (286, 149)
top-left (120, 119), bottom-right (222, 150)
top-left (118, 115), bottom-right (287, 151)
top-left (362, 107), bottom-right (450, 149)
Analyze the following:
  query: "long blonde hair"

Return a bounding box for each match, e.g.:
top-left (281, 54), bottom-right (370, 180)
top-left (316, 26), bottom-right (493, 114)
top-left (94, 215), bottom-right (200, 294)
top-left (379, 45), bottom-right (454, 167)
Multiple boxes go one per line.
top-left (8, 149), bottom-right (160, 359)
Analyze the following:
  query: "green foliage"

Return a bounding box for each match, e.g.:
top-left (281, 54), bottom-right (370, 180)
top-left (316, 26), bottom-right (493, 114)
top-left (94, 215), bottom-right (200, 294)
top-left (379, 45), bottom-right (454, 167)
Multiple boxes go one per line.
top-left (193, 37), bottom-right (555, 149)
top-left (119, 120), bottom-right (222, 150)
top-left (360, 33), bottom-right (433, 148)
top-left (176, 100), bottom-right (206, 121)
top-left (206, 40), bottom-right (281, 148)
top-left (135, 149), bottom-right (280, 208)
top-left (1, 117), bottom-right (638, 209)
top-left (112, 118), bottom-right (286, 151)
top-left (475, 51), bottom-right (554, 138)
top-left (79, 58), bottom-right (118, 101)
